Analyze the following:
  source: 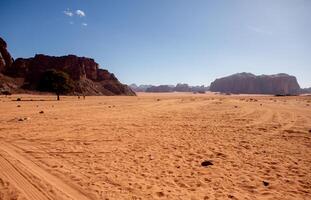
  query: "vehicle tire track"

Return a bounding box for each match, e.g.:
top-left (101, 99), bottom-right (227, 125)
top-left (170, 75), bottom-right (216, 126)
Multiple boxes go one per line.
top-left (0, 141), bottom-right (91, 200)
top-left (0, 155), bottom-right (49, 200)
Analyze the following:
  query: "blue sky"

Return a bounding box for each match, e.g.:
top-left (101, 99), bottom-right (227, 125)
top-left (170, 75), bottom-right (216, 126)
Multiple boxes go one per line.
top-left (0, 0), bottom-right (310, 87)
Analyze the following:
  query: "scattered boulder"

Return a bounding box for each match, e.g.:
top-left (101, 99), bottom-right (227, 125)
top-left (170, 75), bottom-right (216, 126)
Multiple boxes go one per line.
top-left (16, 98), bottom-right (21, 101)
top-left (201, 160), bottom-right (213, 167)
top-left (18, 117), bottom-right (30, 121)
top-left (156, 191), bottom-right (165, 197)
top-left (263, 181), bottom-right (269, 187)
top-left (39, 111), bottom-right (44, 114)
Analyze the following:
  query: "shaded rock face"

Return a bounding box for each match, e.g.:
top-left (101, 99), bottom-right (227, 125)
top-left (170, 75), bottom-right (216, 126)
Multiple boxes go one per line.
top-left (7, 54), bottom-right (112, 81)
top-left (300, 87), bottom-right (311, 94)
top-left (210, 73), bottom-right (301, 95)
top-left (146, 85), bottom-right (174, 92)
top-left (146, 85), bottom-right (175, 93)
top-left (175, 83), bottom-right (191, 92)
top-left (0, 73), bottom-right (22, 93)
top-left (0, 37), bottom-right (14, 73)
top-left (0, 37), bottom-right (135, 96)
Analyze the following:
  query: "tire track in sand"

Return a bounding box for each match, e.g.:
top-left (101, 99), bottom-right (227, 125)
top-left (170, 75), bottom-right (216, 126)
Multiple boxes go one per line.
top-left (0, 141), bottom-right (91, 200)
top-left (0, 155), bottom-right (49, 200)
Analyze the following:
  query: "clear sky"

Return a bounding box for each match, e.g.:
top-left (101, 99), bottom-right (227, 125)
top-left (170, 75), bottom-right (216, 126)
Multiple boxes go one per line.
top-left (0, 0), bottom-right (310, 87)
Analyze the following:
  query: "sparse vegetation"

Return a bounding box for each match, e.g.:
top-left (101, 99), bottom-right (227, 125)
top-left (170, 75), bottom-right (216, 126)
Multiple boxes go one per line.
top-left (38, 69), bottom-right (74, 100)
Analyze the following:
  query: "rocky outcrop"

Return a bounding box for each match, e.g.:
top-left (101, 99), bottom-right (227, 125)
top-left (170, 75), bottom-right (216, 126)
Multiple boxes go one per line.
top-left (0, 73), bottom-right (22, 93)
top-left (146, 85), bottom-right (174, 93)
top-left (175, 83), bottom-right (191, 92)
top-left (0, 37), bottom-right (135, 96)
top-left (174, 83), bottom-right (209, 93)
top-left (131, 83), bottom-right (209, 93)
top-left (130, 84), bottom-right (154, 92)
top-left (210, 73), bottom-right (301, 95)
top-left (0, 37), bottom-right (14, 73)
top-left (300, 87), bottom-right (311, 94)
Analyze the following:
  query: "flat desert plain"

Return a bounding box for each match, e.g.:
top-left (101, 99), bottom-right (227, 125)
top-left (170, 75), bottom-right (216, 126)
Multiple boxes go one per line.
top-left (0, 93), bottom-right (310, 200)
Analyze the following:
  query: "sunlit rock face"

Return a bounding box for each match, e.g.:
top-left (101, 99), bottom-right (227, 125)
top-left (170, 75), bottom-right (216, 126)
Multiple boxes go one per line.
top-left (0, 37), bottom-right (135, 95)
top-left (210, 72), bottom-right (301, 95)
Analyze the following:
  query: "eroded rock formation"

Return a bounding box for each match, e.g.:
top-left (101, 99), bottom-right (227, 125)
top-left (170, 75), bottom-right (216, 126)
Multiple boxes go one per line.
top-left (210, 73), bottom-right (301, 95)
top-left (0, 37), bottom-right (135, 96)
top-left (0, 37), bottom-right (14, 73)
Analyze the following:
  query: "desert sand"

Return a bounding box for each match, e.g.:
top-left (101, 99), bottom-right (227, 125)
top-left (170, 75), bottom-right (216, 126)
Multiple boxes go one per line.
top-left (0, 93), bottom-right (310, 200)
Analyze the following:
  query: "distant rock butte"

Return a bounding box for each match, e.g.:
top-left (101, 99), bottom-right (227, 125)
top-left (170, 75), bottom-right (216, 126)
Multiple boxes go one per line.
top-left (146, 85), bottom-right (175, 93)
top-left (0, 37), bottom-right (135, 96)
top-left (210, 72), bottom-right (301, 95)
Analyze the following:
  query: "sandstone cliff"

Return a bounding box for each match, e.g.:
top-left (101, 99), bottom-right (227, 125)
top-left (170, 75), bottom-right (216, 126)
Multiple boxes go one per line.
top-left (0, 37), bottom-right (135, 96)
top-left (210, 73), bottom-right (301, 95)
top-left (0, 37), bottom-right (14, 73)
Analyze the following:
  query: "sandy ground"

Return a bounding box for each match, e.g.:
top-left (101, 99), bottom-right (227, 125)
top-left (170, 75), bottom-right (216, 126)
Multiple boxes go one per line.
top-left (0, 93), bottom-right (310, 200)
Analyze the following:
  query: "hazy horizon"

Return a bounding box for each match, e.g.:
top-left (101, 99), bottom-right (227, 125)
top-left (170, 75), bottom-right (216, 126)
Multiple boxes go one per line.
top-left (1, 0), bottom-right (310, 87)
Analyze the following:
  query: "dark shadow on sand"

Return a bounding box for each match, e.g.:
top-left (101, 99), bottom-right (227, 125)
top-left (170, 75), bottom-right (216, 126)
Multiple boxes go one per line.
top-left (12, 99), bottom-right (59, 102)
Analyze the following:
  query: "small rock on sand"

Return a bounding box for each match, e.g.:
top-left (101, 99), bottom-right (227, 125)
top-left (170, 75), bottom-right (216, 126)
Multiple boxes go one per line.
top-left (156, 191), bottom-right (165, 197)
top-left (263, 181), bottom-right (269, 187)
top-left (201, 160), bottom-right (213, 167)
top-left (39, 111), bottom-right (44, 114)
top-left (18, 117), bottom-right (30, 122)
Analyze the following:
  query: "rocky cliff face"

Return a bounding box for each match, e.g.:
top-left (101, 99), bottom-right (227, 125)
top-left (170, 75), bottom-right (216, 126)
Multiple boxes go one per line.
top-left (0, 37), bottom-right (14, 73)
top-left (210, 73), bottom-right (301, 95)
top-left (0, 37), bottom-right (135, 95)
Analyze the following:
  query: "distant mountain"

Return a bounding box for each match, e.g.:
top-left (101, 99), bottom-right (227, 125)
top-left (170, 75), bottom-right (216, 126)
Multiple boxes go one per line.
top-left (210, 72), bottom-right (301, 95)
top-left (300, 87), bottom-right (311, 94)
top-left (129, 84), bottom-right (153, 92)
top-left (130, 83), bottom-right (209, 93)
top-left (146, 85), bottom-right (175, 93)
top-left (0, 37), bottom-right (135, 96)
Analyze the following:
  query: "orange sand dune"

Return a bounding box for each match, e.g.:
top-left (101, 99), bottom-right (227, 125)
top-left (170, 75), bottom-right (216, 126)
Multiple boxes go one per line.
top-left (0, 93), bottom-right (310, 199)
